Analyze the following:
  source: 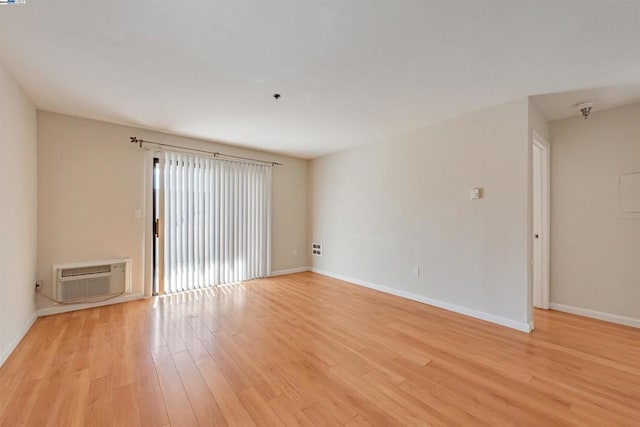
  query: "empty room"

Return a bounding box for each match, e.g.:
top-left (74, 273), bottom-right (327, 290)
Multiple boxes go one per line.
top-left (1, 1), bottom-right (639, 426)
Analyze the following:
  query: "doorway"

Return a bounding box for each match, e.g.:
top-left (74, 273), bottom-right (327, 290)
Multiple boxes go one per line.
top-left (532, 133), bottom-right (550, 310)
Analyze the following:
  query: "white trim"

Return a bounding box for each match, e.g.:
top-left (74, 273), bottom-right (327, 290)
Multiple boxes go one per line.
top-left (532, 131), bottom-right (551, 310)
top-left (0, 312), bottom-right (38, 368)
top-left (36, 292), bottom-right (146, 317)
top-left (144, 150), bottom-right (154, 297)
top-left (311, 269), bottom-right (532, 333)
top-left (269, 266), bottom-right (311, 277)
top-left (550, 303), bottom-right (640, 328)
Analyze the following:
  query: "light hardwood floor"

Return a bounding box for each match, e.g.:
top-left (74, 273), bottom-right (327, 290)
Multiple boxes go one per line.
top-left (1, 272), bottom-right (639, 426)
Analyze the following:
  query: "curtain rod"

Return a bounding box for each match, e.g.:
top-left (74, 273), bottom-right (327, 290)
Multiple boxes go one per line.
top-left (129, 137), bottom-right (282, 166)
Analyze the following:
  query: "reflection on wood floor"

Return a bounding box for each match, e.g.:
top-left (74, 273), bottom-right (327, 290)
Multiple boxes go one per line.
top-left (1, 272), bottom-right (639, 426)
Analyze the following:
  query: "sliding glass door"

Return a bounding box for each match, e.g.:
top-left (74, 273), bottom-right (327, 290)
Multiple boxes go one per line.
top-left (152, 152), bottom-right (271, 294)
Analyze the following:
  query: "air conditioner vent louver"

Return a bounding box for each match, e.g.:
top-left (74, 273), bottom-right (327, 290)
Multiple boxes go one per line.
top-left (61, 265), bottom-right (112, 277)
top-left (61, 277), bottom-right (111, 301)
top-left (53, 259), bottom-right (130, 303)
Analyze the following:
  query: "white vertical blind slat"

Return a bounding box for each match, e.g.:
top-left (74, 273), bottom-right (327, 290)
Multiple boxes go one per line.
top-left (162, 152), bottom-right (271, 293)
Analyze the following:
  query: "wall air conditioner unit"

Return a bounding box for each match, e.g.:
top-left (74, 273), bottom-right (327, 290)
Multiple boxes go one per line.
top-left (52, 258), bottom-right (132, 303)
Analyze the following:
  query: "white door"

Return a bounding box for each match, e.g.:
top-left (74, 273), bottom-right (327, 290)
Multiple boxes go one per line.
top-left (532, 135), bottom-right (550, 309)
top-left (533, 145), bottom-right (543, 308)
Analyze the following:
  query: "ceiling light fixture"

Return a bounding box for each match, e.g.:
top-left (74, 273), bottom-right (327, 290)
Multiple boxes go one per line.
top-left (576, 101), bottom-right (593, 119)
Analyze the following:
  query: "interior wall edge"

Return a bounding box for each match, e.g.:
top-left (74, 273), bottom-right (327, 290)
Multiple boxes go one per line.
top-left (269, 266), bottom-right (312, 277)
top-left (549, 302), bottom-right (640, 329)
top-left (35, 292), bottom-right (147, 318)
top-left (311, 269), bottom-right (532, 333)
top-left (0, 61), bottom-right (38, 366)
top-left (0, 312), bottom-right (37, 368)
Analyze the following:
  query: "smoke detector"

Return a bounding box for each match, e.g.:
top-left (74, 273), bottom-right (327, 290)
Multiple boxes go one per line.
top-left (576, 101), bottom-right (593, 119)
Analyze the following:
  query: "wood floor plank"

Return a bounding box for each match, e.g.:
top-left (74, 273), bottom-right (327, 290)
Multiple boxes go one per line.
top-left (0, 272), bottom-right (638, 426)
top-left (111, 382), bottom-right (142, 427)
top-left (85, 375), bottom-right (114, 427)
top-left (154, 347), bottom-right (199, 427)
top-left (212, 330), bottom-right (280, 400)
top-left (0, 368), bottom-right (26, 421)
top-left (173, 350), bottom-right (229, 426)
top-left (131, 343), bottom-right (170, 427)
top-left (237, 387), bottom-right (286, 427)
top-left (301, 402), bottom-right (343, 427)
top-left (268, 394), bottom-right (314, 427)
top-left (56, 368), bottom-right (91, 427)
top-left (0, 376), bottom-right (42, 426)
top-left (23, 362), bottom-right (70, 426)
top-left (196, 331), bottom-right (254, 393)
top-left (196, 356), bottom-right (257, 426)
top-left (345, 414), bottom-right (373, 427)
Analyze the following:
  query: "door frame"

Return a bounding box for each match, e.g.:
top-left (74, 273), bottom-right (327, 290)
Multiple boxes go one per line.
top-left (145, 151), bottom-right (165, 297)
top-left (151, 155), bottom-right (165, 296)
top-left (152, 157), bottom-right (160, 296)
top-left (532, 131), bottom-right (550, 310)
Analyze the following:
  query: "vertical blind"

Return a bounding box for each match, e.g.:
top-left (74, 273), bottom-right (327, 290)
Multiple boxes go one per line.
top-left (162, 151), bottom-right (271, 293)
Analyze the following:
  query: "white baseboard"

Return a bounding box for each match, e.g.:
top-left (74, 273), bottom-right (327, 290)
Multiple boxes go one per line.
top-left (36, 292), bottom-right (147, 317)
top-left (269, 266), bottom-right (311, 277)
top-left (311, 268), bottom-right (531, 333)
top-left (550, 303), bottom-right (640, 328)
top-left (0, 312), bottom-right (38, 368)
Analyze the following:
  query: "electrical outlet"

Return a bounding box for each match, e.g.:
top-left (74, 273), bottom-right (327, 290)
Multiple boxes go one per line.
top-left (412, 267), bottom-right (420, 278)
top-left (312, 243), bottom-right (322, 256)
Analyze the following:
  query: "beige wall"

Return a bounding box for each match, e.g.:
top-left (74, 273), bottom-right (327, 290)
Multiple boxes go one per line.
top-left (0, 63), bottom-right (37, 364)
top-left (37, 112), bottom-right (308, 307)
top-left (550, 102), bottom-right (640, 319)
top-left (310, 98), bottom-right (532, 329)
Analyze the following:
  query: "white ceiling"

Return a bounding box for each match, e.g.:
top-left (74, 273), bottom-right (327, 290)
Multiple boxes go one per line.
top-left (532, 83), bottom-right (640, 121)
top-left (1, 1), bottom-right (639, 158)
